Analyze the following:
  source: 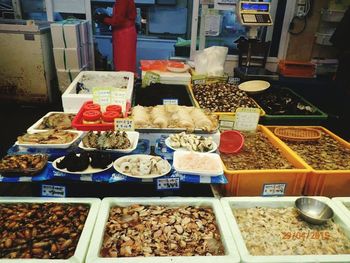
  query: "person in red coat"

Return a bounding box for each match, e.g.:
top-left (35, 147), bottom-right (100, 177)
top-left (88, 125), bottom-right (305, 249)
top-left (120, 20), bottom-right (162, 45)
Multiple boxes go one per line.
top-left (95, 0), bottom-right (137, 73)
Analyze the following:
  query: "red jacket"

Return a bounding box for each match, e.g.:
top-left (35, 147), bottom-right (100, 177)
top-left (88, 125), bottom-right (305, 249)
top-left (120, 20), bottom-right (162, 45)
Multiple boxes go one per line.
top-left (103, 0), bottom-right (136, 29)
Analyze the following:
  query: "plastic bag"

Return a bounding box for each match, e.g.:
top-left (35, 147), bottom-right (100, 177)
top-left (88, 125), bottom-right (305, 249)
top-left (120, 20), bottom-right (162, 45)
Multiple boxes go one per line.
top-left (194, 46), bottom-right (228, 76)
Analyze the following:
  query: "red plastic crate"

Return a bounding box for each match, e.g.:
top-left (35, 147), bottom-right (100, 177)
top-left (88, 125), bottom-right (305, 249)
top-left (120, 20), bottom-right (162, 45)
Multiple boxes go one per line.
top-left (278, 60), bottom-right (316, 78)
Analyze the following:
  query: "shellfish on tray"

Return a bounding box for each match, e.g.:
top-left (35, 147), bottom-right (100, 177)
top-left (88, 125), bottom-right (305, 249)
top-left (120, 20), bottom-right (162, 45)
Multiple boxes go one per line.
top-left (113, 155), bottom-right (171, 178)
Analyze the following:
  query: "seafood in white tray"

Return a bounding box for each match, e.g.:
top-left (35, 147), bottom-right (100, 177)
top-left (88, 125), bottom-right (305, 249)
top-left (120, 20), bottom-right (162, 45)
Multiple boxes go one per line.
top-left (233, 207), bottom-right (350, 256)
top-left (114, 155), bottom-right (171, 178)
top-left (167, 132), bottom-right (214, 152)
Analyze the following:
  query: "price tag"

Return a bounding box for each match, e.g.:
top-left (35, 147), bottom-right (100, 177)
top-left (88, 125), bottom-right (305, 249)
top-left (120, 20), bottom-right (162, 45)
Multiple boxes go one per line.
top-left (111, 89), bottom-right (127, 113)
top-left (156, 177), bottom-right (180, 191)
top-left (114, 118), bottom-right (134, 131)
top-left (163, 98), bottom-right (178, 105)
top-left (192, 78), bottom-right (206, 85)
top-left (227, 77), bottom-right (240, 85)
top-left (219, 115), bottom-right (235, 130)
top-left (205, 14), bottom-right (221, 36)
top-left (41, 184), bottom-right (66, 197)
top-left (92, 87), bottom-right (111, 106)
top-left (142, 71), bottom-right (160, 88)
top-left (234, 107), bottom-right (260, 131)
top-left (262, 183), bottom-right (286, 196)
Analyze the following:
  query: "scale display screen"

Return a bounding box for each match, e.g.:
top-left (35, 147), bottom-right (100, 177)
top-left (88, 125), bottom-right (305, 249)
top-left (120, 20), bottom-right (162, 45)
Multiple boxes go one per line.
top-left (241, 3), bottom-right (269, 12)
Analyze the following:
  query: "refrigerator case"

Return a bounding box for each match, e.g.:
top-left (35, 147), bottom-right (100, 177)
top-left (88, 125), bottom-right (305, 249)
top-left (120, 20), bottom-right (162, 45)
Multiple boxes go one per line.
top-left (0, 20), bottom-right (56, 103)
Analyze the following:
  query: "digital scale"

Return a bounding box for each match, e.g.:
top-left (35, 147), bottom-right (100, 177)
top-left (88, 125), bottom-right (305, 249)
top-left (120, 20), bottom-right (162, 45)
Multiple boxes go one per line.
top-left (234, 1), bottom-right (279, 81)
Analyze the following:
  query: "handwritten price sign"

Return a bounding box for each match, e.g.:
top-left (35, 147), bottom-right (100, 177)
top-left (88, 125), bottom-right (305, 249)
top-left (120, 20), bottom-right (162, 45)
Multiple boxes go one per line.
top-left (114, 118), bottom-right (134, 131)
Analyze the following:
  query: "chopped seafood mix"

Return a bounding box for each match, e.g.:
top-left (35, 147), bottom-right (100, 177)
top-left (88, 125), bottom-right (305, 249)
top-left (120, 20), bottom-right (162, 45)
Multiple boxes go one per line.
top-left (37, 113), bottom-right (76, 130)
top-left (115, 155), bottom-right (170, 177)
top-left (17, 130), bottom-right (78, 145)
top-left (233, 207), bottom-right (350, 256)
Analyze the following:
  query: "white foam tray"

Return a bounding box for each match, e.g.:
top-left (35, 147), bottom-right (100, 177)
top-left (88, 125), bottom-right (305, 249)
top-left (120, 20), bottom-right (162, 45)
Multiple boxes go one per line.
top-left (0, 197), bottom-right (100, 263)
top-left (332, 198), bottom-right (350, 222)
top-left (86, 197), bottom-right (240, 263)
top-left (62, 71), bottom-right (134, 113)
top-left (16, 130), bottom-right (83, 149)
top-left (27, 111), bottom-right (76, 132)
top-left (220, 196), bottom-right (350, 263)
top-left (79, 131), bottom-right (139, 153)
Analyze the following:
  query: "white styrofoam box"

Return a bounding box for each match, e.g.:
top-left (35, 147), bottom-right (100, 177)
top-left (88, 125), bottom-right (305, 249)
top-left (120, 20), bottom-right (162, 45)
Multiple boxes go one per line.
top-left (86, 197), bottom-right (240, 263)
top-left (57, 68), bottom-right (83, 93)
top-left (27, 111), bottom-right (76, 132)
top-left (62, 71), bottom-right (134, 113)
top-left (54, 47), bottom-right (83, 70)
top-left (82, 43), bottom-right (90, 68)
top-left (221, 196), bottom-right (350, 263)
top-left (51, 20), bottom-right (88, 48)
top-left (0, 197), bottom-right (100, 263)
top-left (332, 198), bottom-right (350, 222)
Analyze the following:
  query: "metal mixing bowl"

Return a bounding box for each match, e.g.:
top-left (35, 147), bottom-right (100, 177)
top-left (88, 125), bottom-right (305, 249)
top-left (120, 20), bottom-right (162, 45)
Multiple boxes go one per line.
top-left (295, 197), bottom-right (334, 225)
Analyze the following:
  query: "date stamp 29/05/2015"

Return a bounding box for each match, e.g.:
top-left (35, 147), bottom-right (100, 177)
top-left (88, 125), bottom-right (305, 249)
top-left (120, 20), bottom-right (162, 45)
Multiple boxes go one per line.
top-left (281, 231), bottom-right (330, 240)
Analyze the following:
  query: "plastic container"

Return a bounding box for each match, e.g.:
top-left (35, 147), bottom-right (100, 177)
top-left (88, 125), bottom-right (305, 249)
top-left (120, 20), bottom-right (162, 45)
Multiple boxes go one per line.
top-left (187, 84), bottom-right (266, 118)
top-left (72, 101), bottom-right (130, 131)
top-left (62, 71), bottom-right (134, 113)
top-left (84, 103), bottom-right (101, 112)
top-left (0, 154), bottom-right (48, 176)
top-left (332, 198), bottom-right (350, 222)
top-left (105, 105), bottom-right (122, 113)
top-left (101, 111), bottom-right (120, 124)
top-left (278, 60), bottom-right (316, 78)
top-left (315, 33), bottom-right (333, 46)
top-left (221, 196), bottom-right (350, 263)
top-left (219, 130), bottom-right (244, 154)
top-left (86, 197), bottom-right (240, 263)
top-left (321, 9), bottom-right (345, 22)
top-left (267, 126), bottom-right (350, 197)
top-left (256, 88), bottom-right (328, 126)
top-left (221, 125), bottom-right (310, 196)
top-left (83, 110), bottom-right (101, 124)
top-left (0, 197), bottom-right (100, 263)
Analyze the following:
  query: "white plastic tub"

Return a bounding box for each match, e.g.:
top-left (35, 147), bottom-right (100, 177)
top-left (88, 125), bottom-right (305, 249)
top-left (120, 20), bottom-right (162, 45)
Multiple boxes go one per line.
top-left (86, 197), bottom-right (240, 263)
top-left (62, 71), bottom-right (134, 113)
top-left (0, 197), bottom-right (100, 263)
top-left (332, 198), bottom-right (350, 222)
top-left (221, 196), bottom-right (350, 263)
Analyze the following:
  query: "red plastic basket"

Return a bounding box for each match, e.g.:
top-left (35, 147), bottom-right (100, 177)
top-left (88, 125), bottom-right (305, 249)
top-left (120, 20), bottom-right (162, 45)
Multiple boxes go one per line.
top-left (219, 130), bottom-right (245, 154)
top-left (72, 101), bottom-right (130, 131)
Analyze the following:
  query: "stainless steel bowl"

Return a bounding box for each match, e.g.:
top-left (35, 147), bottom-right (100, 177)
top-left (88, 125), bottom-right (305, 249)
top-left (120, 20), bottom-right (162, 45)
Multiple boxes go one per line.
top-left (295, 197), bottom-right (334, 225)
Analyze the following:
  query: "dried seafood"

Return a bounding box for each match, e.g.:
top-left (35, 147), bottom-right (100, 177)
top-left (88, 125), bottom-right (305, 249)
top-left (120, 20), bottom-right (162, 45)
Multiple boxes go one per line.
top-left (115, 155), bottom-right (170, 177)
top-left (100, 205), bottom-right (225, 257)
top-left (233, 207), bottom-right (350, 256)
top-left (17, 130), bottom-right (78, 145)
top-left (37, 113), bottom-right (76, 130)
top-left (281, 131), bottom-right (350, 170)
top-left (56, 151), bottom-right (112, 172)
top-left (221, 131), bottom-right (293, 170)
top-left (132, 105), bottom-right (217, 131)
top-left (168, 132), bottom-right (214, 152)
top-left (82, 131), bottom-right (131, 150)
top-left (0, 154), bottom-right (47, 175)
top-left (192, 83), bottom-right (258, 112)
top-left (0, 203), bottom-right (89, 259)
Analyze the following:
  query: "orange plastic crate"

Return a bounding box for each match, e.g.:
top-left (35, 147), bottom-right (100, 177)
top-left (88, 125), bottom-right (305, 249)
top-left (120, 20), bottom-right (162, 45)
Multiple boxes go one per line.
top-left (221, 125), bottom-right (309, 196)
top-left (267, 126), bottom-right (350, 197)
top-left (278, 60), bottom-right (316, 78)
